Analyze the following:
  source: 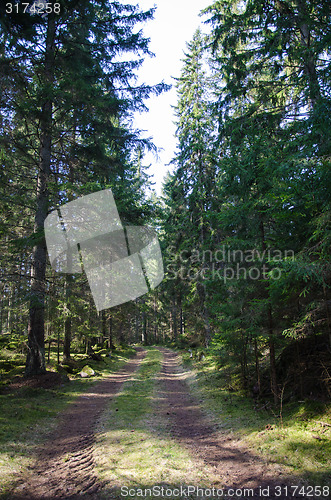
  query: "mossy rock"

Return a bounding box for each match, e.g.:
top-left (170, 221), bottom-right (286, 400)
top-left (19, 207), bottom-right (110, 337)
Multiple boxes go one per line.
top-left (56, 364), bottom-right (70, 376)
top-left (79, 365), bottom-right (95, 378)
top-left (61, 364), bottom-right (75, 374)
top-left (59, 359), bottom-right (81, 374)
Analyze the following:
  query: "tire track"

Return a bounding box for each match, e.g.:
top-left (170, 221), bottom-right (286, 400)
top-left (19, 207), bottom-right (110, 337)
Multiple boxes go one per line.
top-left (156, 348), bottom-right (304, 499)
top-left (11, 348), bottom-right (146, 500)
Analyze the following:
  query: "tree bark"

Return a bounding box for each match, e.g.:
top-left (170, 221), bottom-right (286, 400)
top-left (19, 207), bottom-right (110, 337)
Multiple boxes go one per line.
top-left (171, 296), bottom-right (177, 341)
top-left (25, 13), bottom-right (55, 376)
top-left (296, 0), bottom-right (321, 110)
top-left (108, 314), bottom-right (114, 349)
top-left (62, 121), bottom-right (76, 363)
top-left (153, 295), bottom-right (158, 343)
top-left (260, 217), bottom-right (278, 402)
top-left (142, 309), bottom-right (147, 345)
top-left (254, 337), bottom-right (261, 395)
top-left (323, 287), bottom-right (331, 350)
top-left (63, 275), bottom-right (72, 363)
top-left (101, 310), bottom-right (106, 346)
top-left (268, 305), bottom-right (278, 403)
top-left (179, 307), bottom-right (183, 337)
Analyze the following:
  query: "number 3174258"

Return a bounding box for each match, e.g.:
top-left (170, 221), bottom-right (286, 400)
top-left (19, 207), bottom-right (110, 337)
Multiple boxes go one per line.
top-left (6, 3), bottom-right (61, 15)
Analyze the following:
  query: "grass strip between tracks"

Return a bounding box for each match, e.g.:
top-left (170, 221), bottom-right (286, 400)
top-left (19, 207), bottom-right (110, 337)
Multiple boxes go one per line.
top-left (95, 347), bottom-right (218, 500)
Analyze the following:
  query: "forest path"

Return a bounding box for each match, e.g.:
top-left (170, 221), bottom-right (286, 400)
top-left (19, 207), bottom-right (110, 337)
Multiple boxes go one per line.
top-left (10, 347), bottom-right (303, 500)
top-left (155, 347), bottom-right (299, 499)
top-left (11, 348), bottom-right (146, 500)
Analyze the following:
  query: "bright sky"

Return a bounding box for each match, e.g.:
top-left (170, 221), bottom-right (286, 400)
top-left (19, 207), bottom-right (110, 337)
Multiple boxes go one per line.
top-left (130, 0), bottom-right (212, 194)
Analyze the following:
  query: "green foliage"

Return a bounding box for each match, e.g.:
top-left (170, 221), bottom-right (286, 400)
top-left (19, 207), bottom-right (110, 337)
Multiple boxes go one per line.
top-left (159, 0), bottom-right (331, 402)
top-left (0, 0), bottom-right (168, 371)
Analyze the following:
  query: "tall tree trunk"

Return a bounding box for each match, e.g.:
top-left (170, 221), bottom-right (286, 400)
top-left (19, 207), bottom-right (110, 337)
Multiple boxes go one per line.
top-left (142, 309), bottom-right (147, 345)
top-left (101, 310), bottom-right (106, 346)
top-left (62, 131), bottom-right (76, 363)
top-left (241, 331), bottom-right (248, 388)
top-left (260, 217), bottom-right (278, 402)
top-left (179, 307), bottom-right (183, 337)
top-left (25, 13), bottom-right (55, 377)
top-left (135, 300), bottom-right (140, 343)
top-left (63, 275), bottom-right (72, 363)
top-left (323, 287), bottom-right (331, 350)
top-left (153, 295), bottom-right (158, 343)
top-left (268, 305), bottom-right (278, 403)
top-left (254, 337), bottom-right (261, 395)
top-left (7, 293), bottom-right (12, 333)
top-left (108, 314), bottom-right (114, 349)
top-left (171, 296), bottom-right (177, 341)
top-left (0, 294), bottom-right (3, 334)
top-left (57, 328), bottom-right (60, 365)
top-left (296, 0), bottom-right (321, 110)
top-left (197, 281), bottom-right (211, 347)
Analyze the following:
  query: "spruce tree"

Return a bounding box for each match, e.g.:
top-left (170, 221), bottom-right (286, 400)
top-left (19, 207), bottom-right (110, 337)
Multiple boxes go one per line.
top-left (163, 29), bottom-right (217, 346)
top-left (203, 0), bottom-right (331, 396)
top-left (0, 0), bottom-right (167, 375)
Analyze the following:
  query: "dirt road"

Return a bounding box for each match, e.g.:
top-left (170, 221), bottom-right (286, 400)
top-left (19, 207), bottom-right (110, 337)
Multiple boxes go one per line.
top-left (10, 347), bottom-right (308, 499)
top-left (156, 348), bottom-right (300, 499)
top-left (11, 349), bottom-right (146, 500)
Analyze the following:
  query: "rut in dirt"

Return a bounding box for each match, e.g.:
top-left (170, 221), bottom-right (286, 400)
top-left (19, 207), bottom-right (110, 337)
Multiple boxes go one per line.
top-left (156, 347), bottom-right (303, 500)
top-left (10, 347), bottom-right (307, 500)
top-left (11, 348), bottom-right (146, 500)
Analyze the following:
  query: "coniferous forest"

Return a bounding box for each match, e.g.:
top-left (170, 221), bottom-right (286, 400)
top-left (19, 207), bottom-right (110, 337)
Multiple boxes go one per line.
top-left (0, 1), bottom-right (330, 498)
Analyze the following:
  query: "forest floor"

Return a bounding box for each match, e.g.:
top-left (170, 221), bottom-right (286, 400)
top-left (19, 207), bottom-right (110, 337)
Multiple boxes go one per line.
top-left (4, 347), bottom-right (330, 500)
